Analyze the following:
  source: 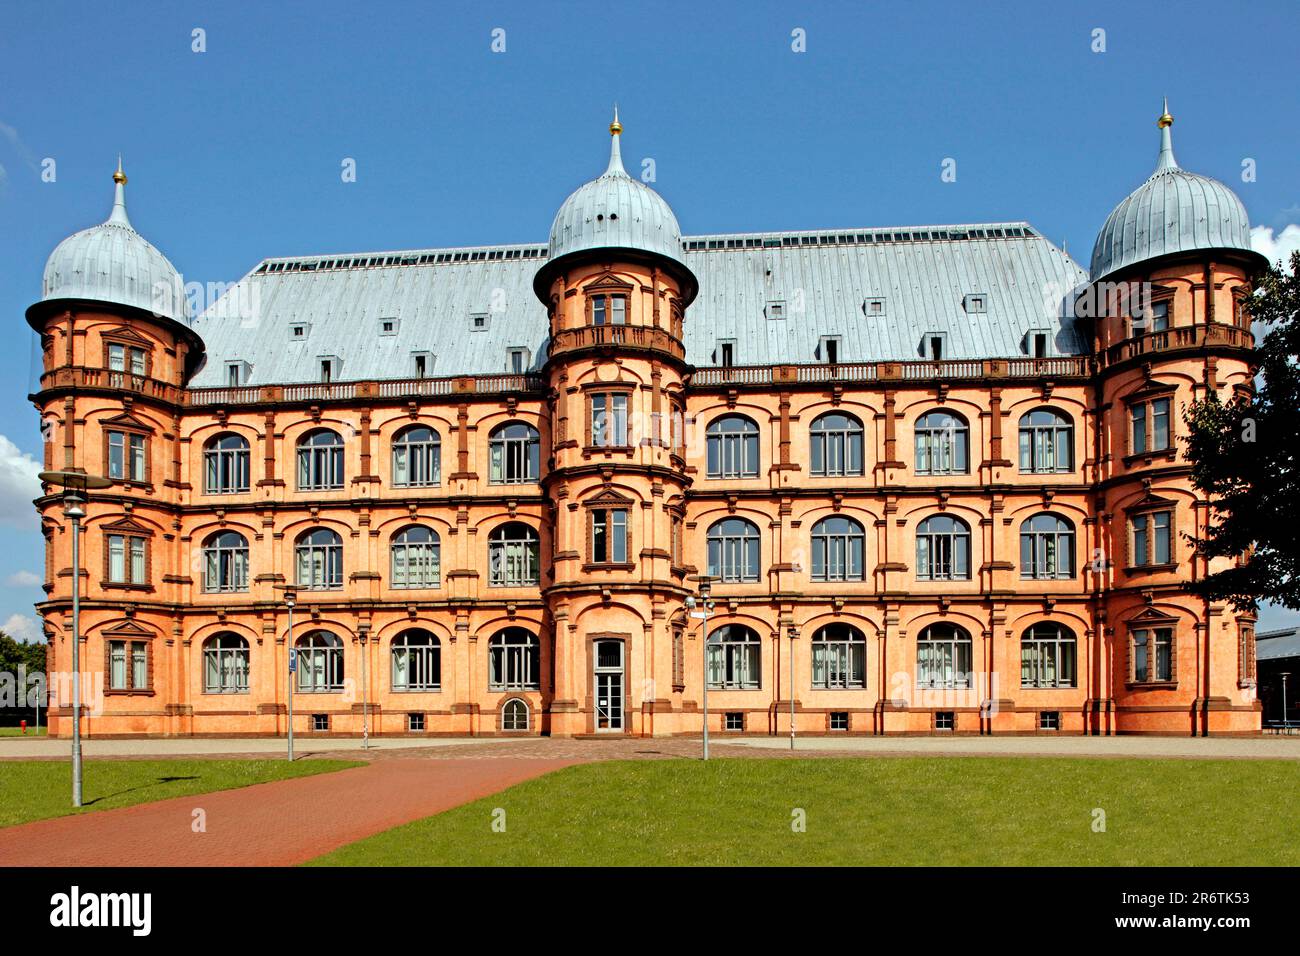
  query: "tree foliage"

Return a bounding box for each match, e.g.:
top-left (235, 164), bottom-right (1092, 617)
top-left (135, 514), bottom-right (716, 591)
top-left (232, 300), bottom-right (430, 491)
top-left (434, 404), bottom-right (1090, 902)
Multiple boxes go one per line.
top-left (1184, 251), bottom-right (1300, 611)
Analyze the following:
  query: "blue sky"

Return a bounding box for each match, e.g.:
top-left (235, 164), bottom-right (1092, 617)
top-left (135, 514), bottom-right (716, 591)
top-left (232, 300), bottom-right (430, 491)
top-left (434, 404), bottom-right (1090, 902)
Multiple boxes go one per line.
top-left (1, 0), bottom-right (1298, 637)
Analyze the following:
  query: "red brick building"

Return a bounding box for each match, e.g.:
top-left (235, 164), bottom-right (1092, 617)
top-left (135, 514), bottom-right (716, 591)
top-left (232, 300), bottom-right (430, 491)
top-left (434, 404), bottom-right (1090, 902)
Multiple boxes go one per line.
top-left (29, 107), bottom-right (1263, 737)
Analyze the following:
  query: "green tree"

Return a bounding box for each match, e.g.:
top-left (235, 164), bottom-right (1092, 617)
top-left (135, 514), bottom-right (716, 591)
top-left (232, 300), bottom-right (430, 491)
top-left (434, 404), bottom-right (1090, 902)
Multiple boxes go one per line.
top-left (1183, 251), bottom-right (1300, 612)
top-left (0, 631), bottom-right (46, 677)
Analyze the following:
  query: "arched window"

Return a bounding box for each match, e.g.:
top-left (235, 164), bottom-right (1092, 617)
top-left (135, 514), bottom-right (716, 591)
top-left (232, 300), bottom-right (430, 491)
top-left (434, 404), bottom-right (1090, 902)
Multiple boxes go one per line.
top-left (296, 528), bottom-right (343, 590)
top-left (502, 698), bottom-right (530, 731)
top-left (204, 433), bottom-right (250, 494)
top-left (706, 518), bottom-right (761, 583)
top-left (202, 530), bottom-right (249, 593)
top-left (706, 625), bottom-right (760, 690)
top-left (296, 631), bottom-right (344, 693)
top-left (916, 515), bottom-right (971, 581)
top-left (391, 629), bottom-right (441, 692)
top-left (1021, 623), bottom-right (1077, 688)
top-left (810, 413), bottom-right (864, 477)
top-left (812, 624), bottom-right (866, 689)
top-left (706, 415), bottom-right (759, 479)
top-left (917, 623), bottom-right (972, 689)
top-left (391, 526), bottom-right (440, 589)
top-left (392, 425), bottom-right (441, 488)
top-left (489, 422), bottom-right (540, 485)
top-left (489, 628), bottom-right (540, 690)
top-left (202, 633), bottom-right (249, 694)
top-left (488, 523), bottom-right (540, 587)
top-left (810, 516), bottom-right (865, 582)
top-left (1020, 514), bottom-right (1075, 580)
top-left (1018, 409), bottom-right (1073, 474)
top-left (297, 429), bottom-right (344, 490)
top-left (914, 411), bottom-right (969, 475)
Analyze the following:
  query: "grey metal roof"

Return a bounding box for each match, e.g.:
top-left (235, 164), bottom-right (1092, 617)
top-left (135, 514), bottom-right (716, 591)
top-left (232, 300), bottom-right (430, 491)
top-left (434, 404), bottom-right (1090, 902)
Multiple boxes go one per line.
top-left (548, 120), bottom-right (686, 273)
top-left (1258, 628), bottom-right (1300, 662)
top-left (190, 223), bottom-right (1087, 387)
top-left (1089, 119), bottom-right (1255, 281)
top-left (43, 169), bottom-right (188, 322)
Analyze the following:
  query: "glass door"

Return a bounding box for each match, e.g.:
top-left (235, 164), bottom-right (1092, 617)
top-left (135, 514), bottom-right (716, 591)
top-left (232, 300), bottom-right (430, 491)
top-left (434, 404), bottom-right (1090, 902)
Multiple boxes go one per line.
top-left (594, 640), bottom-right (624, 732)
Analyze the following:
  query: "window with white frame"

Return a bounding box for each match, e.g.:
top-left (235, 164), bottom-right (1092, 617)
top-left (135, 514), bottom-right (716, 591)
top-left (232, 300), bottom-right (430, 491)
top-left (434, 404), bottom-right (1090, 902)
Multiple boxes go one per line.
top-left (108, 639), bottom-right (149, 691)
top-left (1020, 623), bottom-right (1077, 688)
top-left (916, 515), bottom-right (970, 581)
top-left (391, 629), bottom-right (441, 692)
top-left (916, 623), bottom-right (972, 689)
top-left (392, 426), bottom-right (440, 487)
top-left (914, 411), bottom-right (969, 475)
top-left (296, 631), bottom-right (345, 693)
top-left (489, 629), bottom-right (540, 690)
top-left (203, 634), bottom-right (250, 694)
top-left (590, 392), bottom-right (630, 447)
top-left (812, 624), bottom-right (866, 689)
top-left (1019, 514), bottom-right (1075, 580)
top-left (106, 533), bottom-right (148, 585)
top-left (707, 625), bottom-right (761, 690)
top-left (390, 526), bottom-right (440, 589)
top-left (106, 429), bottom-right (147, 482)
top-left (501, 698), bottom-right (530, 731)
top-left (488, 522), bottom-right (540, 587)
top-left (810, 412), bottom-right (864, 477)
top-left (810, 515), bottom-right (865, 582)
top-left (202, 531), bottom-right (249, 593)
top-left (296, 528), bottom-right (343, 590)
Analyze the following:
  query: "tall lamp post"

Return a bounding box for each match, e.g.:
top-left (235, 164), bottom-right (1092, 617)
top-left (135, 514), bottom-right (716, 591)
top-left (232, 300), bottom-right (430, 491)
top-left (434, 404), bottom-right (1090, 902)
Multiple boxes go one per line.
top-left (787, 623), bottom-right (798, 750)
top-left (38, 470), bottom-right (112, 808)
top-left (1281, 672), bottom-right (1292, 731)
top-left (274, 585), bottom-right (297, 760)
top-left (358, 625), bottom-right (370, 749)
top-left (684, 577), bottom-right (714, 761)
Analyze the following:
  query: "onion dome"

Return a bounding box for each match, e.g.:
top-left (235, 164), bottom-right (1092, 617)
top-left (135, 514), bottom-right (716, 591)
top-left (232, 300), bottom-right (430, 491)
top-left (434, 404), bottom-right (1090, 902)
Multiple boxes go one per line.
top-left (1090, 101), bottom-right (1260, 282)
top-left (41, 158), bottom-right (189, 322)
top-left (539, 109), bottom-right (695, 301)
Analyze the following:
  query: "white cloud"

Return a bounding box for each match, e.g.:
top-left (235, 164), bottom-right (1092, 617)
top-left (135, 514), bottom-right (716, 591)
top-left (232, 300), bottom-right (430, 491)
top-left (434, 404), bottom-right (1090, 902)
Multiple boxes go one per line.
top-left (4, 570), bottom-right (39, 588)
top-left (1251, 224), bottom-right (1300, 269)
top-left (2, 613), bottom-right (42, 643)
top-left (0, 435), bottom-right (41, 530)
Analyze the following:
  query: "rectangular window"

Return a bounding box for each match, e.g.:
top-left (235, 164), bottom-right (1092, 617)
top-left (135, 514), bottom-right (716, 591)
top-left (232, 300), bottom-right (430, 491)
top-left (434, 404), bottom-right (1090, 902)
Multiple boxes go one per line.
top-left (672, 628), bottom-right (685, 692)
top-left (1132, 627), bottom-right (1174, 682)
top-left (830, 711), bottom-right (849, 731)
top-left (821, 336), bottom-right (840, 364)
top-left (107, 343), bottom-right (147, 377)
top-left (590, 393), bottom-right (629, 447)
top-left (413, 353), bottom-right (428, 378)
top-left (766, 300), bottom-right (786, 320)
top-left (610, 296), bottom-right (626, 325)
top-left (320, 360), bottom-right (332, 383)
top-left (312, 714), bottom-right (329, 732)
top-left (1032, 332), bottom-right (1048, 358)
top-left (724, 712), bottom-right (744, 731)
top-left (719, 341), bottom-right (735, 367)
top-left (107, 431), bottom-right (147, 482)
top-left (1151, 398), bottom-right (1170, 450)
top-left (508, 348), bottom-right (528, 374)
top-left (1131, 510), bottom-right (1173, 566)
top-left (226, 363), bottom-right (242, 386)
top-left (591, 508), bottom-right (628, 564)
top-left (131, 643), bottom-right (147, 689)
top-left (1039, 711), bottom-right (1060, 731)
top-left (408, 712), bottom-right (425, 733)
top-left (592, 297), bottom-right (606, 325)
top-left (934, 711), bottom-right (955, 731)
top-left (1131, 398), bottom-right (1171, 454)
top-left (107, 534), bottom-right (147, 585)
top-left (471, 313), bottom-right (489, 331)
top-left (109, 641), bottom-right (127, 690)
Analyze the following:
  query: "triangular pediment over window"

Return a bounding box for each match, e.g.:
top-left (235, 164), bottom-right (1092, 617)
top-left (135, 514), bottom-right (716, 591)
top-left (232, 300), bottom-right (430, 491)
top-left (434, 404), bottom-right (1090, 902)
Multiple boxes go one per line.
top-left (101, 619), bottom-right (156, 639)
top-left (583, 488), bottom-right (635, 508)
top-left (101, 411), bottom-right (154, 433)
top-left (100, 326), bottom-right (152, 345)
top-left (1126, 606), bottom-right (1179, 627)
top-left (101, 516), bottom-right (153, 536)
top-left (583, 272), bottom-right (636, 293)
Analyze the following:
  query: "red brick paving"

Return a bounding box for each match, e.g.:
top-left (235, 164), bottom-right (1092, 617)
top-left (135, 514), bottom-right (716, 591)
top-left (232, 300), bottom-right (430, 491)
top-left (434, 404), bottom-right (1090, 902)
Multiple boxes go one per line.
top-left (0, 757), bottom-right (576, 867)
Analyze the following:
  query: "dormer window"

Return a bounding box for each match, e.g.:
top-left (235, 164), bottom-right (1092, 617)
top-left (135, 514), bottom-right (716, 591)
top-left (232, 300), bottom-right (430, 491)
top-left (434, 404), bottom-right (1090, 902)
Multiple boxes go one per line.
top-left (379, 317), bottom-right (399, 336)
top-left (1026, 329), bottom-right (1051, 358)
top-left (922, 332), bottom-right (947, 361)
top-left (819, 335), bottom-right (842, 365)
top-left (411, 352), bottom-right (433, 379)
top-left (225, 361), bottom-right (251, 387)
top-left (766, 300), bottom-right (787, 320)
top-left (471, 313), bottom-right (489, 332)
top-left (507, 348), bottom-right (530, 374)
top-left (289, 322), bottom-right (309, 340)
top-left (717, 339), bottom-right (737, 368)
top-left (318, 356), bottom-right (341, 383)
top-left (864, 298), bottom-right (886, 317)
top-left (963, 294), bottom-right (987, 313)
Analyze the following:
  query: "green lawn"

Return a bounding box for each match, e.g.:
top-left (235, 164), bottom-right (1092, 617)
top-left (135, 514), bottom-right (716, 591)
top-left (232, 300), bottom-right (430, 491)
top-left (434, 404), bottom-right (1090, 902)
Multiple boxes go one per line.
top-left (309, 757), bottom-right (1300, 867)
top-left (0, 759), bottom-right (362, 829)
top-left (0, 726), bottom-right (47, 736)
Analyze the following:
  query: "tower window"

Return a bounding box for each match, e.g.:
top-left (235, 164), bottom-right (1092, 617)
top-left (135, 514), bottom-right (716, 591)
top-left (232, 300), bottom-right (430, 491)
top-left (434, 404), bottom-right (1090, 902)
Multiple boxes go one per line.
top-left (590, 294), bottom-right (627, 326)
top-left (471, 313), bottom-right (489, 331)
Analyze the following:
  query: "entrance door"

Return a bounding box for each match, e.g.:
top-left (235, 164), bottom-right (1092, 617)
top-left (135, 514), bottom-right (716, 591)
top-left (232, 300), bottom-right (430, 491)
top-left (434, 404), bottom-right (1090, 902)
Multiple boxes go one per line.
top-left (594, 640), bottom-right (624, 732)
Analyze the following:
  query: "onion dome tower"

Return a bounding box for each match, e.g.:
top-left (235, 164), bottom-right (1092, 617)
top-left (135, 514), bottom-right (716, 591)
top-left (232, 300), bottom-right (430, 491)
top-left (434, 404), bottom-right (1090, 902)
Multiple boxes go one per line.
top-left (1087, 104), bottom-right (1263, 737)
top-left (534, 111), bottom-right (695, 737)
top-left (28, 161), bottom-right (204, 740)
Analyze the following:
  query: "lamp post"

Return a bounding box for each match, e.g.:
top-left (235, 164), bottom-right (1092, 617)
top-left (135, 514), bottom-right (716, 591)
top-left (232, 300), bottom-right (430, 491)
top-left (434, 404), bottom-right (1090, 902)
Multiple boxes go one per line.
top-left (358, 626), bottom-right (370, 749)
top-left (787, 623), bottom-right (798, 750)
top-left (38, 470), bottom-right (112, 808)
top-left (274, 585), bottom-right (297, 760)
top-left (1281, 672), bottom-right (1291, 731)
top-left (684, 577), bottom-right (714, 761)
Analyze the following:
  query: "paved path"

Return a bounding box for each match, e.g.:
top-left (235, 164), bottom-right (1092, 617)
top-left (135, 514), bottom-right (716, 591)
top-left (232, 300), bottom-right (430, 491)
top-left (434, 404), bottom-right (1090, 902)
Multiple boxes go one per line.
top-left (0, 757), bottom-right (574, 867)
top-left (0, 735), bottom-right (519, 759)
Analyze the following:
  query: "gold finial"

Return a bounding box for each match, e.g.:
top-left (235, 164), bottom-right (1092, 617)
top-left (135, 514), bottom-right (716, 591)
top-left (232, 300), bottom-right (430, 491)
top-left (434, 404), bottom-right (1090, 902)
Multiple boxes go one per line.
top-left (1157, 97), bottom-right (1173, 129)
top-left (113, 154), bottom-right (127, 185)
top-left (609, 104), bottom-right (622, 136)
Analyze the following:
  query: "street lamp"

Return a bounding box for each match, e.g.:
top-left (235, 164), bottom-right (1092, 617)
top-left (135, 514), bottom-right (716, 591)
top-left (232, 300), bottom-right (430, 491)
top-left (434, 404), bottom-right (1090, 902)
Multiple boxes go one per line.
top-left (1281, 672), bottom-right (1291, 731)
top-left (787, 623), bottom-right (798, 751)
top-left (273, 585), bottom-right (297, 760)
top-left (38, 469), bottom-right (112, 808)
top-left (684, 576), bottom-right (715, 761)
top-left (358, 625), bottom-right (370, 750)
